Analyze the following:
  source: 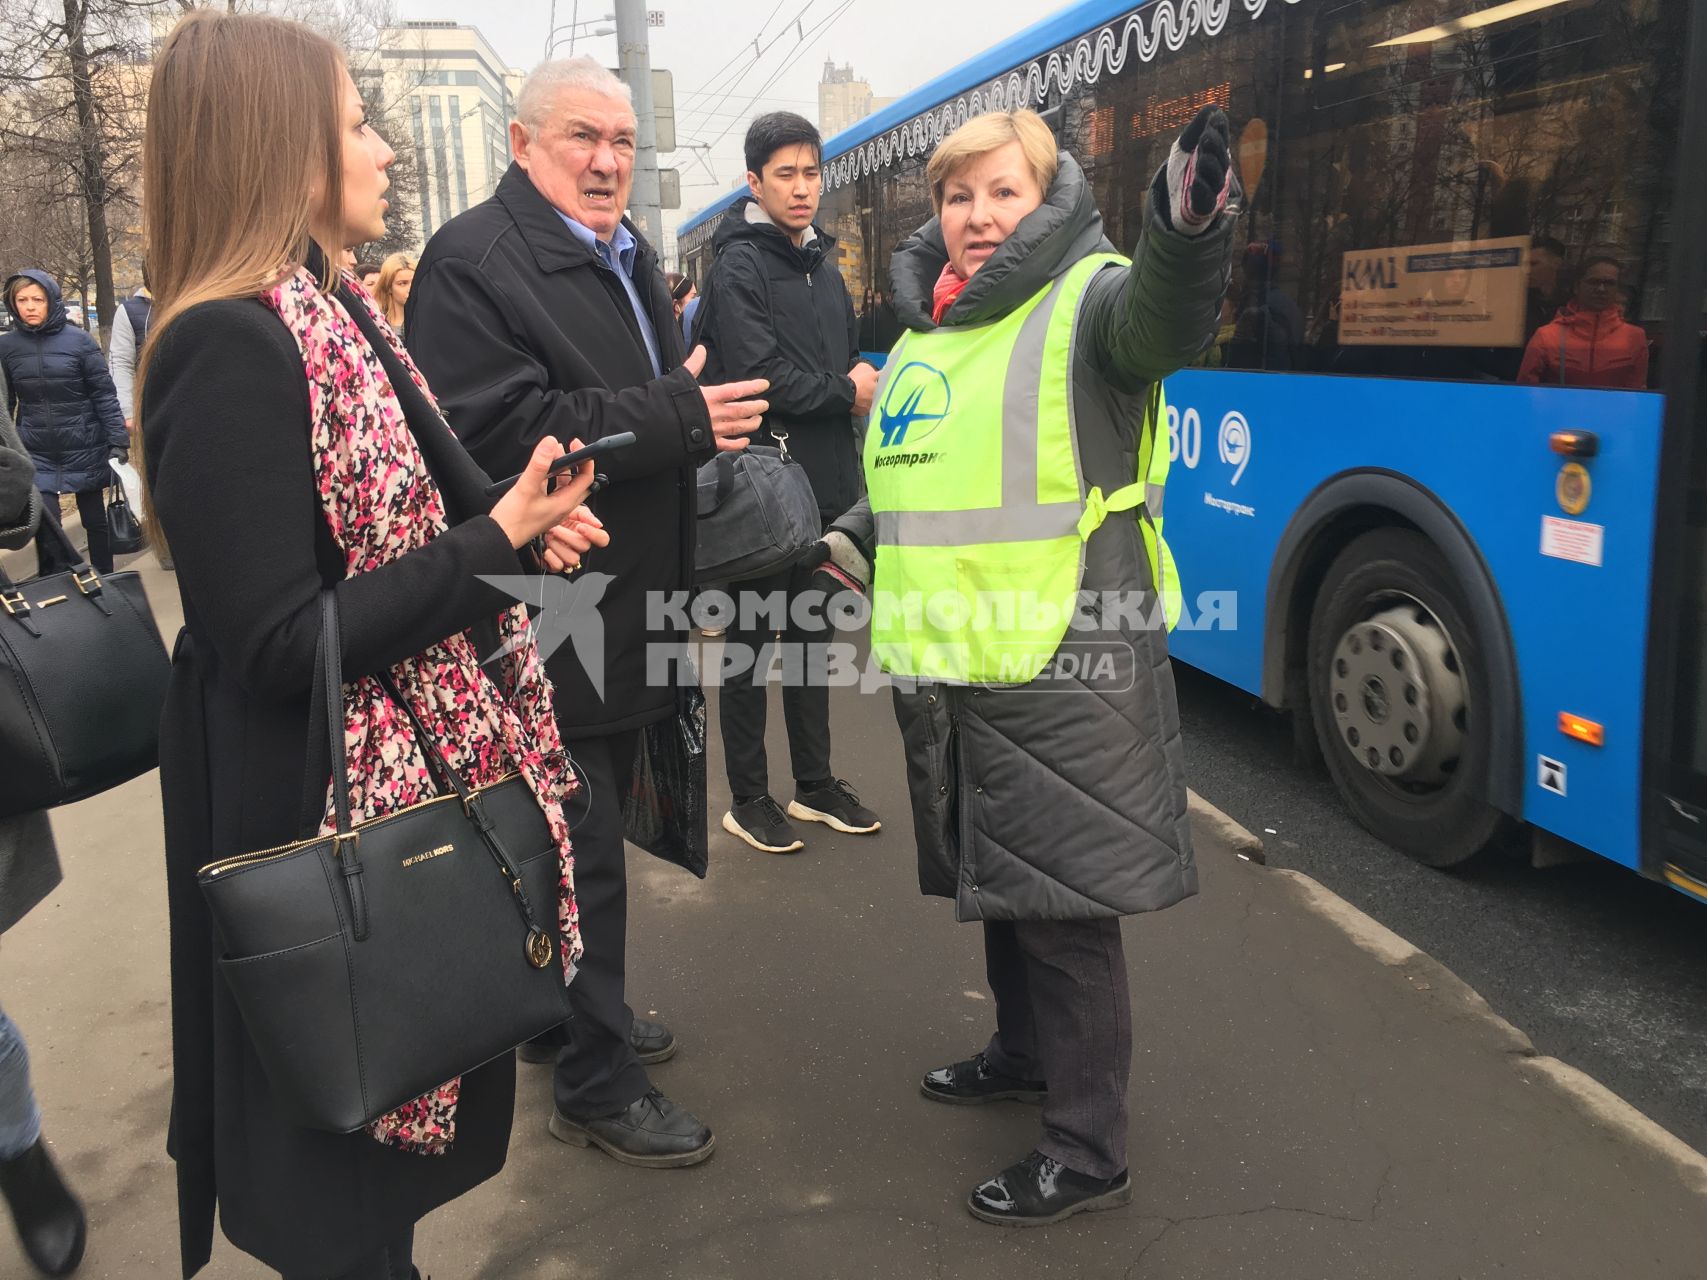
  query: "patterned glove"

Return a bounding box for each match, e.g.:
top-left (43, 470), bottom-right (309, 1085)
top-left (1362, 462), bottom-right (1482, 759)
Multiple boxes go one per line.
top-left (1166, 105), bottom-right (1234, 236)
top-left (802, 528), bottom-right (871, 598)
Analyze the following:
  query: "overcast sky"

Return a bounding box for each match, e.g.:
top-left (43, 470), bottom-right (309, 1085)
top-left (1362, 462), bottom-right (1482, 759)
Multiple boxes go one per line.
top-left (399, 0), bottom-right (1053, 248)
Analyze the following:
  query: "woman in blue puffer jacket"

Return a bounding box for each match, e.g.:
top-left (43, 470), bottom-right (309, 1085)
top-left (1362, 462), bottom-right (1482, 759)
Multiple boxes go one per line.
top-left (0, 270), bottom-right (128, 575)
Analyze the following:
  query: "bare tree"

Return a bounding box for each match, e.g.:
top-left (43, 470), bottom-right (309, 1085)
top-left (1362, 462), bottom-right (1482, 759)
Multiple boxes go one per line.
top-left (0, 0), bottom-right (419, 345)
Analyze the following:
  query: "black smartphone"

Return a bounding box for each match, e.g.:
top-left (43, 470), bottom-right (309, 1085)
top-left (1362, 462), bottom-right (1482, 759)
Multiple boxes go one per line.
top-left (484, 432), bottom-right (637, 497)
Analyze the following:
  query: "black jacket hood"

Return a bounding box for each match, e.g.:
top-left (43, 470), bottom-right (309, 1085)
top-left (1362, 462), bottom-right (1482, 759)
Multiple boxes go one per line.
top-left (889, 153), bottom-right (1113, 331)
top-left (711, 196), bottom-right (837, 268)
top-left (4, 269), bottom-right (67, 334)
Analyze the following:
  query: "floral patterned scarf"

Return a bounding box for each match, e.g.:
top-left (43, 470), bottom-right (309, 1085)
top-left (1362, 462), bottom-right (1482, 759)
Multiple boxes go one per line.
top-left (262, 264), bottom-right (582, 1156)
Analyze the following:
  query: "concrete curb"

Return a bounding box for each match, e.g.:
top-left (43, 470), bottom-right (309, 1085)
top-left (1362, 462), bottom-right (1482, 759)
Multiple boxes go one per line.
top-left (1187, 789), bottom-right (1265, 864)
top-left (1188, 794), bottom-right (1707, 1200)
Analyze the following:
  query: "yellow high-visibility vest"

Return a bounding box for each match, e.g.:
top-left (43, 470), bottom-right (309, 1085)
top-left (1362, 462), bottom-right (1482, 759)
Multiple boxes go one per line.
top-left (864, 253), bottom-right (1180, 685)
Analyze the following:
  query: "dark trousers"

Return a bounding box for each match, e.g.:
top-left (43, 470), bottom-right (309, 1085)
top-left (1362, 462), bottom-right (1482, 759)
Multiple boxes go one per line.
top-left (718, 563), bottom-right (832, 798)
top-left (545, 728), bottom-right (650, 1119)
top-left (981, 918), bottom-right (1132, 1180)
top-left (36, 488), bottom-right (112, 575)
top-left (279, 1226), bottom-right (412, 1279)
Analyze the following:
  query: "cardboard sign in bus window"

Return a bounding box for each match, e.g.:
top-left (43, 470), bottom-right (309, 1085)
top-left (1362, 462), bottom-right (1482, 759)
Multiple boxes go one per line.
top-left (1339, 235), bottom-right (1530, 348)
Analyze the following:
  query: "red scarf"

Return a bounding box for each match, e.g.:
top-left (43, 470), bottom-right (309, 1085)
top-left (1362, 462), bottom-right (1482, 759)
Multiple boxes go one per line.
top-left (932, 262), bottom-right (970, 324)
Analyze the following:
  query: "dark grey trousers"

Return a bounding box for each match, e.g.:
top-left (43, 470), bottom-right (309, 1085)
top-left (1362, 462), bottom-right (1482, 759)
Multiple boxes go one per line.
top-left (546, 729), bottom-right (650, 1118)
top-left (981, 918), bottom-right (1132, 1180)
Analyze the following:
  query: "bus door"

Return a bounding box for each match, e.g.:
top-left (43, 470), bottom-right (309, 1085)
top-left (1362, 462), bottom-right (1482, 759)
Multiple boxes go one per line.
top-left (1644, 2), bottom-right (1707, 901)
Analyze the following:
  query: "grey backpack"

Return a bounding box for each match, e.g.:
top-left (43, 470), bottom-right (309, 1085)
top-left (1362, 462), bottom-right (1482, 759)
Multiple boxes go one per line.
top-left (694, 439), bottom-right (821, 584)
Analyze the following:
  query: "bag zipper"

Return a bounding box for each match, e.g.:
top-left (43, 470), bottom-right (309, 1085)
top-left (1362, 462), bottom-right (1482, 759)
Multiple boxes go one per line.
top-left (199, 770), bottom-right (524, 877)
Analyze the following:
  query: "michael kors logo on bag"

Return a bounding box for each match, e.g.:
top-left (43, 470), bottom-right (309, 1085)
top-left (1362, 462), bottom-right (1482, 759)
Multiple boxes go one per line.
top-left (402, 844), bottom-right (455, 868)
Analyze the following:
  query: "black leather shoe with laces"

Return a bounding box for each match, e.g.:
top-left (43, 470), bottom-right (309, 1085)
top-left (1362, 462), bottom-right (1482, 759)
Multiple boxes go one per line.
top-left (549, 1089), bottom-right (715, 1168)
top-left (722, 794), bottom-right (804, 853)
top-left (788, 778), bottom-right (880, 834)
top-left (920, 1051), bottom-right (1047, 1105)
top-left (967, 1151), bottom-right (1131, 1227)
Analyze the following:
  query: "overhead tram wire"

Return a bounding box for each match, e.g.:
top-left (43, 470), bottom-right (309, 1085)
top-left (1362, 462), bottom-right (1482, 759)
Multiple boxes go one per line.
top-left (683, 6), bottom-right (821, 134)
top-left (677, 0), bottom-right (805, 121)
top-left (678, 0), bottom-right (832, 134)
top-left (697, 0), bottom-right (856, 152)
top-left (679, 0), bottom-right (789, 102)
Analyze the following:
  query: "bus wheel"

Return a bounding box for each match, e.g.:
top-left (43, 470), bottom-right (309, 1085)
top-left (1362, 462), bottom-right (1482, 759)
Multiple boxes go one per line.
top-left (1306, 529), bottom-right (1509, 868)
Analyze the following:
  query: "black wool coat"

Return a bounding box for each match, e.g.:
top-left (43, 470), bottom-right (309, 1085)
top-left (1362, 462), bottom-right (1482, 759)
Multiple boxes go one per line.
top-left (699, 197), bottom-right (863, 523)
top-left (409, 163), bottom-right (715, 737)
top-left (143, 278), bottom-right (533, 1277)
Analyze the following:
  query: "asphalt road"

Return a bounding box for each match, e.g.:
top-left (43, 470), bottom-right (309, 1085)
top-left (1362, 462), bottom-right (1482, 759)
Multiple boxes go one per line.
top-left (1173, 661), bottom-right (1707, 1156)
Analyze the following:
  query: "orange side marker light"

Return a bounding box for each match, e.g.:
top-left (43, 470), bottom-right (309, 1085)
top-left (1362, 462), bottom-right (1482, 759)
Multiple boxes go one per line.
top-left (1558, 713), bottom-right (1604, 747)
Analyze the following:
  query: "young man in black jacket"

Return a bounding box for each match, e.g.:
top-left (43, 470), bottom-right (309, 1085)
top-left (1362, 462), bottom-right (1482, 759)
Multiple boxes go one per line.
top-left (700, 113), bottom-right (881, 854)
top-left (408, 58), bottom-right (769, 1170)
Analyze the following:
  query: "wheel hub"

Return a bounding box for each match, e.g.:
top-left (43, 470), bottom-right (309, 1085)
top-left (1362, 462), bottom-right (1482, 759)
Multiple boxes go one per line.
top-left (1328, 603), bottom-right (1467, 784)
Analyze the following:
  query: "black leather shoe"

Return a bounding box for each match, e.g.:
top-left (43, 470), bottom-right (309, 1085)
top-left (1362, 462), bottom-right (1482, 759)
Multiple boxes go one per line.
top-left (0, 1137), bottom-right (87, 1275)
top-left (629, 1015), bottom-right (677, 1065)
top-left (549, 1089), bottom-right (714, 1168)
top-left (921, 1052), bottom-right (1046, 1105)
top-left (967, 1151), bottom-right (1131, 1227)
top-left (518, 1016), bottom-right (676, 1066)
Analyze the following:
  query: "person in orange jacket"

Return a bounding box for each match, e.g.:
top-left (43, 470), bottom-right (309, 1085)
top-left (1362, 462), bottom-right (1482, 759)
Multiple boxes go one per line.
top-left (1518, 255), bottom-right (1650, 389)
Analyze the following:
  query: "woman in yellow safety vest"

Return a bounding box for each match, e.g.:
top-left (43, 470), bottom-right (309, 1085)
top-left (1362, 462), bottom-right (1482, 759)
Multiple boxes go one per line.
top-left (824, 106), bottom-right (1238, 1227)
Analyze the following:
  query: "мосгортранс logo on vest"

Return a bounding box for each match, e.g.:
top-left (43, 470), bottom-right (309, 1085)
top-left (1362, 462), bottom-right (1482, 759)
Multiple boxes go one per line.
top-left (877, 362), bottom-right (951, 448)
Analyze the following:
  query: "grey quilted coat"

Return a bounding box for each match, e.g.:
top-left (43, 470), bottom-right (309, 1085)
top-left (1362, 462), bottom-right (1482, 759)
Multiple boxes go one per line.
top-left (841, 154), bottom-right (1234, 922)
top-left (0, 364), bottom-right (61, 936)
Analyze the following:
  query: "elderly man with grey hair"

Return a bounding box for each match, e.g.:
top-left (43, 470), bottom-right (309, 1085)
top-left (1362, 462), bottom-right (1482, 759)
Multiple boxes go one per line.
top-left (411, 57), bottom-right (769, 1169)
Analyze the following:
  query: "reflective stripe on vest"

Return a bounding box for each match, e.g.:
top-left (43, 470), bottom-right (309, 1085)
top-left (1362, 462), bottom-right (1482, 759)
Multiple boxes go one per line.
top-left (863, 253), bottom-right (1180, 684)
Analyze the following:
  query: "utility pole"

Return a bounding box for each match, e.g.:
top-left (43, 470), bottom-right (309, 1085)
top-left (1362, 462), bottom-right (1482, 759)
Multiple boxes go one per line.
top-left (613, 0), bottom-right (661, 244)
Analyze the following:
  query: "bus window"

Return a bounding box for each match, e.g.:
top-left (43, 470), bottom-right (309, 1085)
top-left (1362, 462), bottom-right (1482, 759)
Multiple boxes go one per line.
top-left (1281, 0), bottom-right (1684, 388)
top-left (1063, 14), bottom-right (1277, 368)
top-left (872, 149), bottom-right (933, 354)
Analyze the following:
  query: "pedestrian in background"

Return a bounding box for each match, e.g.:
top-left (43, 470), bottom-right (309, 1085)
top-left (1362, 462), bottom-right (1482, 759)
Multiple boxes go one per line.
top-left (411, 55), bottom-right (768, 1171)
top-left (0, 271), bottom-right (128, 576)
top-left (0, 373), bottom-right (86, 1278)
top-left (355, 261), bottom-right (382, 293)
top-left (699, 111), bottom-right (881, 854)
top-left (107, 274), bottom-right (175, 570)
top-left (135, 13), bottom-right (606, 1277)
top-left (373, 253), bottom-right (415, 343)
top-left (836, 105), bottom-right (1236, 1226)
top-left (107, 277), bottom-right (153, 433)
top-left (665, 270), bottom-right (697, 344)
top-left (1518, 254), bottom-right (1649, 389)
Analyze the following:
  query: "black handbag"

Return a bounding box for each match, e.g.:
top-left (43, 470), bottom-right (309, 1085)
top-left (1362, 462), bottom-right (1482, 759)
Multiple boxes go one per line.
top-left (0, 516), bottom-right (169, 819)
top-left (196, 590), bottom-right (573, 1133)
top-left (106, 485), bottom-right (146, 556)
top-left (622, 684), bottom-right (709, 879)
top-left (694, 440), bottom-right (822, 584)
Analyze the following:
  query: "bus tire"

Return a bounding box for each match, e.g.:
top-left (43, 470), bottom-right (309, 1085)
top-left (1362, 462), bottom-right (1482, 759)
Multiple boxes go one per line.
top-left (1307, 528), bottom-right (1510, 868)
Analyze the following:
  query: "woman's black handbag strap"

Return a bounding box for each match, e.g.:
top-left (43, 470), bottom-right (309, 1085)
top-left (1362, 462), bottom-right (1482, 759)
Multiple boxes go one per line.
top-left (308, 589), bottom-right (554, 955)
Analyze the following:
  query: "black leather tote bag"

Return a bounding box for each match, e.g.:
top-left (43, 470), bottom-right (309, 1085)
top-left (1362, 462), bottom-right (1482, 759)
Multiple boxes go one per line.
top-left (106, 485), bottom-right (146, 556)
top-left (694, 439), bottom-right (821, 584)
top-left (622, 683), bottom-right (708, 879)
top-left (0, 516), bottom-right (169, 818)
top-left (197, 591), bottom-right (573, 1133)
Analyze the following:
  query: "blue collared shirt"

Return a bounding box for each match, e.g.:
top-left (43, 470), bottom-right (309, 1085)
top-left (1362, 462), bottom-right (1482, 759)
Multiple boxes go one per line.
top-left (555, 211), bottom-right (662, 377)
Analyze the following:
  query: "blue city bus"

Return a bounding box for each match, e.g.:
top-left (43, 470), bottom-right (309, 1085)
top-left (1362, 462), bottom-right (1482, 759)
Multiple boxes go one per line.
top-left (679, 0), bottom-right (1707, 900)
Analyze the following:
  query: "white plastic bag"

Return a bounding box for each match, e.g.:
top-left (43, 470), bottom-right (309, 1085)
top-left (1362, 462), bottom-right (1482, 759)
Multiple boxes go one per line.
top-left (108, 457), bottom-right (143, 515)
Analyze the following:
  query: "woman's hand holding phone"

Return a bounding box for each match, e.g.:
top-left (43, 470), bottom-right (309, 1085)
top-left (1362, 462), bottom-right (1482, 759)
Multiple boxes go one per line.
top-left (490, 436), bottom-right (611, 572)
